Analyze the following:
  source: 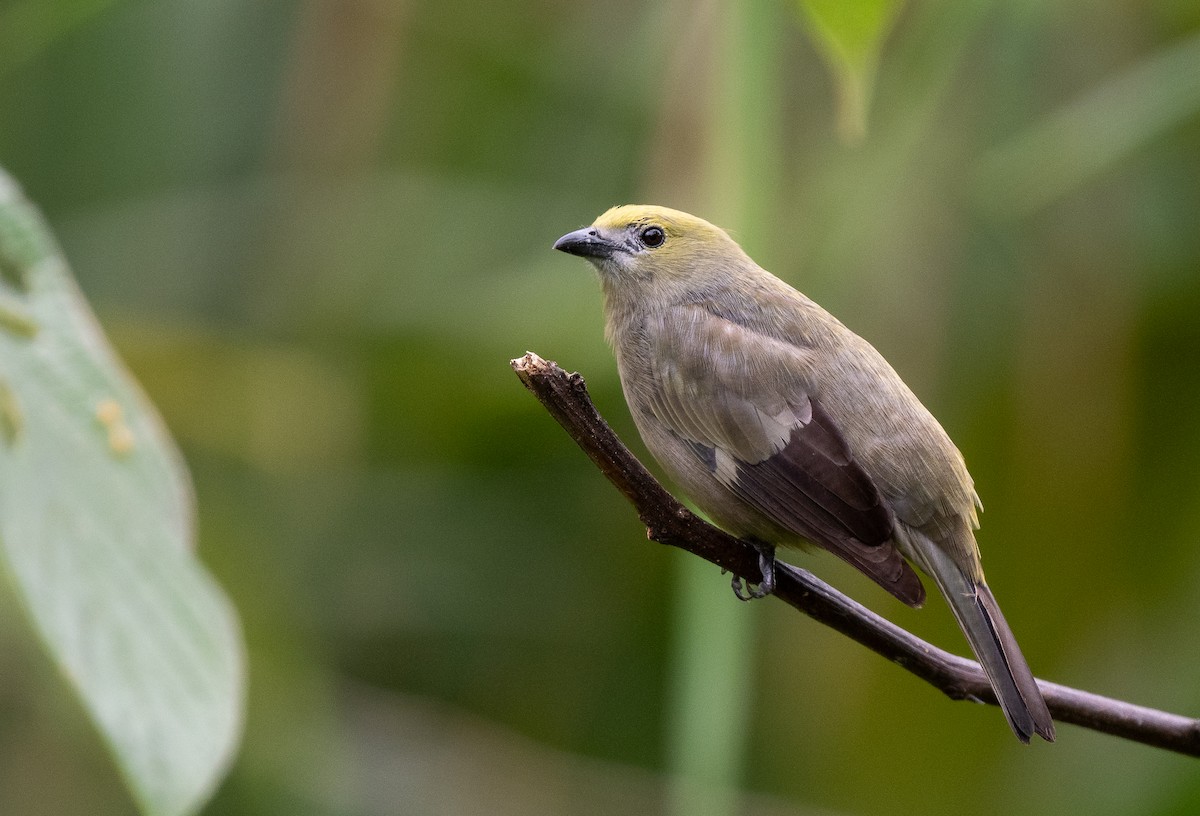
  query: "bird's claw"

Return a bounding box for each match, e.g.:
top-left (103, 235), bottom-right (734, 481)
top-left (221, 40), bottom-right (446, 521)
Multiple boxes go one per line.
top-left (731, 542), bottom-right (776, 601)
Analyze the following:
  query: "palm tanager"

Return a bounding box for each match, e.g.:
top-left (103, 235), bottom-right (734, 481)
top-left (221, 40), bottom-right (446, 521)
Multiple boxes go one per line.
top-left (554, 204), bottom-right (1054, 743)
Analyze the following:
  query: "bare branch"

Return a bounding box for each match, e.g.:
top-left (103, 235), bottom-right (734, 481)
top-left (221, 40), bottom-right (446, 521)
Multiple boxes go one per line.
top-left (511, 351), bottom-right (1200, 757)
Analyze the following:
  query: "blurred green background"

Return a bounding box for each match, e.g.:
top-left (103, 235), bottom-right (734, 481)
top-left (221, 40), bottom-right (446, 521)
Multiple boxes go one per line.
top-left (2, 0), bottom-right (1200, 814)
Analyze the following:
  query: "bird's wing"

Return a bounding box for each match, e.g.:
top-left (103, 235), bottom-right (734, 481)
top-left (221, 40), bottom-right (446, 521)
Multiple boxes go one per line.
top-left (646, 303), bottom-right (925, 606)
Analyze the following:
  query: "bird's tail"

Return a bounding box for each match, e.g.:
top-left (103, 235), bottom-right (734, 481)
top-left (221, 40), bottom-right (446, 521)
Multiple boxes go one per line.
top-left (920, 544), bottom-right (1055, 743)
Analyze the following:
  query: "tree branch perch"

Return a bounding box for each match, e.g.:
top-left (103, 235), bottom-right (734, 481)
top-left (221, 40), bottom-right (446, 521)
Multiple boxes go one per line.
top-left (511, 351), bottom-right (1200, 757)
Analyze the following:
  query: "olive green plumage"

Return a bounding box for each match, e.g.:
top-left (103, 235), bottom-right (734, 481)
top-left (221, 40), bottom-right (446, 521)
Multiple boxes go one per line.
top-left (555, 204), bottom-right (1054, 743)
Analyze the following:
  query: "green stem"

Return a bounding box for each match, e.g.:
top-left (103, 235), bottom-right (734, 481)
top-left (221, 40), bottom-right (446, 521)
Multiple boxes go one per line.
top-left (665, 1), bottom-right (782, 813)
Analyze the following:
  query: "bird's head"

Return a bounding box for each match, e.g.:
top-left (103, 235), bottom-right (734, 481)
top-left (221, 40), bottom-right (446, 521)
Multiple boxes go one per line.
top-left (553, 205), bottom-right (750, 298)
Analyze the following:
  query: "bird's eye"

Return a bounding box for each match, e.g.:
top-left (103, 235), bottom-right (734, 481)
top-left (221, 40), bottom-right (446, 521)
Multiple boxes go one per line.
top-left (639, 226), bottom-right (665, 248)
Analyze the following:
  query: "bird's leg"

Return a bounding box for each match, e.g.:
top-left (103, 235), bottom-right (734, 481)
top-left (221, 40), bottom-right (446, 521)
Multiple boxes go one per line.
top-left (732, 539), bottom-right (777, 601)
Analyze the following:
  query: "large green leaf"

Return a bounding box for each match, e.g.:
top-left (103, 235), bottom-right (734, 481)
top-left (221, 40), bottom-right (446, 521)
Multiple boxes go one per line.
top-left (795, 0), bottom-right (905, 141)
top-left (0, 168), bottom-right (244, 815)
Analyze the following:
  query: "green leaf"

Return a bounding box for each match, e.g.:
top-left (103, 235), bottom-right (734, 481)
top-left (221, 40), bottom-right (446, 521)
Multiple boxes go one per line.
top-left (795, 0), bottom-right (905, 141)
top-left (975, 29), bottom-right (1200, 218)
top-left (0, 168), bottom-right (244, 816)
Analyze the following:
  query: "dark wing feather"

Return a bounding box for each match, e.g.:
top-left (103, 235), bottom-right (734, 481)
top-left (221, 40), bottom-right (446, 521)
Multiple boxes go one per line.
top-left (722, 399), bottom-right (925, 606)
top-left (649, 304), bottom-right (925, 606)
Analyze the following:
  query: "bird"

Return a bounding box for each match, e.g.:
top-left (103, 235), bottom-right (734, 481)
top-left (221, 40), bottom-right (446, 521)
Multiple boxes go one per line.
top-left (553, 204), bottom-right (1055, 743)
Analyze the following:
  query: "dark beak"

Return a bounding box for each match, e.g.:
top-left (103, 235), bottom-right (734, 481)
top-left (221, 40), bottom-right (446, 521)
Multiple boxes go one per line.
top-left (553, 227), bottom-right (621, 259)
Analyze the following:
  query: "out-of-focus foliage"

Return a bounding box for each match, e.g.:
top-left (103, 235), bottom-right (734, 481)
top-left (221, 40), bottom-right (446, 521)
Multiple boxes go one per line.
top-left (1, 0), bottom-right (1199, 814)
top-left (794, 0), bottom-right (905, 140)
top-left (0, 170), bottom-right (243, 816)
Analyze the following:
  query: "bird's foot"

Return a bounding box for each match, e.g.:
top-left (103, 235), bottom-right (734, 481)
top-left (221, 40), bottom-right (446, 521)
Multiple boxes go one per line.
top-left (732, 541), bottom-right (776, 601)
